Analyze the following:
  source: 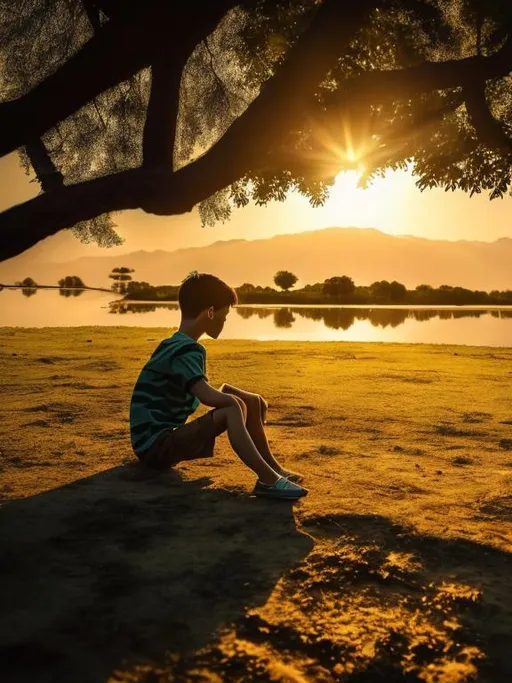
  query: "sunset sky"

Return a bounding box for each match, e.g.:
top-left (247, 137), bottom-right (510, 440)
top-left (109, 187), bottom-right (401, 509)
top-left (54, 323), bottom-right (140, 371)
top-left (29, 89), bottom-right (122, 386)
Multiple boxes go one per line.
top-left (1, 151), bottom-right (511, 264)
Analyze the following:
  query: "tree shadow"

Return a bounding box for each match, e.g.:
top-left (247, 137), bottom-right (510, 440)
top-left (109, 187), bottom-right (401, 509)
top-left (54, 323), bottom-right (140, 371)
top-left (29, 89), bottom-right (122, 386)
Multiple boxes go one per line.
top-left (169, 512), bottom-right (512, 681)
top-left (0, 463), bottom-right (313, 683)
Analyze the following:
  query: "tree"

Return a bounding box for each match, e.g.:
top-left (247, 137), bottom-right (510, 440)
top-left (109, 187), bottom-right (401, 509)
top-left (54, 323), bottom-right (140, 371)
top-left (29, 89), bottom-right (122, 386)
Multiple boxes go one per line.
top-left (274, 270), bottom-right (298, 291)
top-left (389, 280), bottom-right (407, 302)
top-left (126, 280), bottom-right (152, 295)
top-left (19, 277), bottom-right (37, 297)
top-left (58, 275), bottom-right (86, 296)
top-left (109, 266), bottom-right (134, 294)
top-left (322, 276), bottom-right (355, 301)
top-left (58, 275), bottom-right (86, 288)
top-left (3, 1), bottom-right (512, 261)
top-left (370, 280), bottom-right (391, 302)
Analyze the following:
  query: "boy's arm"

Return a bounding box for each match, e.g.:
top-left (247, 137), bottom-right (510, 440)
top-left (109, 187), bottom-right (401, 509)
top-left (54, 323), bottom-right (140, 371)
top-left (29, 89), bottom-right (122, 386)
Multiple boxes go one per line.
top-left (190, 379), bottom-right (238, 409)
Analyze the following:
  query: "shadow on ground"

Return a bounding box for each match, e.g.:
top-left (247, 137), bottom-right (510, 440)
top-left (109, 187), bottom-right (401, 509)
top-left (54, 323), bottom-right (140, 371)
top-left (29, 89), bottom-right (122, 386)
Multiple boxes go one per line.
top-left (167, 514), bottom-right (512, 682)
top-left (1, 466), bottom-right (511, 682)
top-left (0, 464), bottom-right (313, 683)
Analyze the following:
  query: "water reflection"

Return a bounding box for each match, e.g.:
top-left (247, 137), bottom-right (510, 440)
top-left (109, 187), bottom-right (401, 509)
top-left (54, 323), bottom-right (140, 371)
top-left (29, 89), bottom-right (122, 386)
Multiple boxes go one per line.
top-left (109, 301), bottom-right (179, 315)
top-left (274, 308), bottom-right (296, 328)
top-left (21, 287), bottom-right (37, 297)
top-left (2, 289), bottom-right (511, 346)
top-left (59, 288), bottom-right (84, 298)
top-left (107, 301), bottom-right (512, 329)
top-left (236, 306), bottom-right (512, 329)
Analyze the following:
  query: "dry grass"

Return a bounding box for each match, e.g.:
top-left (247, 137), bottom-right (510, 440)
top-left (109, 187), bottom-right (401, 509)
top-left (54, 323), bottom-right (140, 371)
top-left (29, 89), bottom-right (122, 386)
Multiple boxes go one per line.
top-left (1, 327), bottom-right (511, 682)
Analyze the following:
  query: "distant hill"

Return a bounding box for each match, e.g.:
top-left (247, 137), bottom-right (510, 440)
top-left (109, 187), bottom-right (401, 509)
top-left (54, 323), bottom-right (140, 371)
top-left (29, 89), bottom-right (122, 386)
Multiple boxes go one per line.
top-left (1, 227), bottom-right (511, 291)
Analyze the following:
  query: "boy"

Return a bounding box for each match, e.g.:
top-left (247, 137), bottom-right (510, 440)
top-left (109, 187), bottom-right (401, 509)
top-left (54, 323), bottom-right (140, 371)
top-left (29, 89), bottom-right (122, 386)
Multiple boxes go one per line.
top-left (130, 272), bottom-right (308, 500)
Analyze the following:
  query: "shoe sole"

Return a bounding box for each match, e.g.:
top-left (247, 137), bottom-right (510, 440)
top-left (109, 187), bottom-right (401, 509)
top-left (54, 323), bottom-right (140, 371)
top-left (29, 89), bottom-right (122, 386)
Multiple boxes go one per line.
top-left (253, 489), bottom-right (308, 500)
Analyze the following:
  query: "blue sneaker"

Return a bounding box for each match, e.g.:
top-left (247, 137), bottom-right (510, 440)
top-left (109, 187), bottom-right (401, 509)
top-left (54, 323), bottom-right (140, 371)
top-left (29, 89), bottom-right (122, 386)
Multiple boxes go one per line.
top-left (253, 476), bottom-right (308, 500)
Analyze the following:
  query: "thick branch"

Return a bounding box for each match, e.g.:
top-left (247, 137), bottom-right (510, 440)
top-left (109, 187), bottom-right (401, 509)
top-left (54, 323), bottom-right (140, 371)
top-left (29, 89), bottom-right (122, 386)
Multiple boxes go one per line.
top-left (0, 0), bottom-right (240, 159)
top-left (463, 82), bottom-right (512, 152)
top-left (142, 51), bottom-right (186, 168)
top-left (0, 17), bottom-right (151, 159)
top-left (328, 34), bottom-right (512, 112)
top-left (0, 0), bottom-right (378, 261)
top-left (142, 0), bottom-right (381, 213)
top-left (83, 1), bottom-right (102, 32)
top-left (267, 93), bottom-right (466, 179)
top-left (147, 7), bottom-right (512, 213)
top-left (25, 138), bottom-right (65, 192)
top-left (86, 0), bottom-right (125, 22)
top-left (0, 169), bottom-right (145, 261)
top-left (5, 2), bottom-right (512, 261)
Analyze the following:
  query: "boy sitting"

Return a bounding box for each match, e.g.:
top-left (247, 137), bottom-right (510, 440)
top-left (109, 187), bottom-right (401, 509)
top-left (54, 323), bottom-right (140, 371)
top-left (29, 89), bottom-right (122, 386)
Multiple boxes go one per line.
top-left (130, 271), bottom-right (308, 500)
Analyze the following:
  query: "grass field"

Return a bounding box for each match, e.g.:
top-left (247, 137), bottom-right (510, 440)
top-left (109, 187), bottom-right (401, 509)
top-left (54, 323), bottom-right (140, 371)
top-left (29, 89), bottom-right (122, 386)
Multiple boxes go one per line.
top-left (1, 327), bottom-right (511, 682)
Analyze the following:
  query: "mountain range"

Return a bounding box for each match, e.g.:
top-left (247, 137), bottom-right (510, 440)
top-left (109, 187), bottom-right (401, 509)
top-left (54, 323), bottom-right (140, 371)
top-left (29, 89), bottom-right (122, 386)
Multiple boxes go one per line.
top-left (1, 227), bottom-right (511, 291)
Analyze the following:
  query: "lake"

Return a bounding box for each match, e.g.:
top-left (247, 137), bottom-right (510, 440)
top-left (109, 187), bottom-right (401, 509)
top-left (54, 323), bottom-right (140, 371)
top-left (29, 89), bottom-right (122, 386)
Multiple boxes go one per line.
top-left (1, 288), bottom-right (512, 346)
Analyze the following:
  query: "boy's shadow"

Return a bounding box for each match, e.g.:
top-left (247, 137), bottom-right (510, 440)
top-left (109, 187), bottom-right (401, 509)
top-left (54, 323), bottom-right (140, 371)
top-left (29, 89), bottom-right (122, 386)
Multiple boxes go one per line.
top-left (0, 463), bottom-right (313, 683)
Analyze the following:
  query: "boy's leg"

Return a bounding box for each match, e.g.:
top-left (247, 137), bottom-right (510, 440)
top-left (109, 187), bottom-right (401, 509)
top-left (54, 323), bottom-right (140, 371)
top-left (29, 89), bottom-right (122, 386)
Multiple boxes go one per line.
top-left (219, 383), bottom-right (290, 475)
top-left (211, 399), bottom-right (281, 486)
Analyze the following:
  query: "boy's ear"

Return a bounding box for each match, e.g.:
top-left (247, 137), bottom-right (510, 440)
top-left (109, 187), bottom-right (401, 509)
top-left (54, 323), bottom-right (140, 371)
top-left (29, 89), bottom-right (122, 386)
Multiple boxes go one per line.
top-left (207, 306), bottom-right (214, 320)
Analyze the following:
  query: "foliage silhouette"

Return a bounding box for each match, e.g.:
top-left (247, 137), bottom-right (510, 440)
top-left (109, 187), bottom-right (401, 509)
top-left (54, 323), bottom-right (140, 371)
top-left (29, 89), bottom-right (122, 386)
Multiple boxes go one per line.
top-left (274, 270), bottom-right (298, 291)
top-left (3, 1), bottom-right (512, 260)
top-left (109, 266), bottom-right (135, 295)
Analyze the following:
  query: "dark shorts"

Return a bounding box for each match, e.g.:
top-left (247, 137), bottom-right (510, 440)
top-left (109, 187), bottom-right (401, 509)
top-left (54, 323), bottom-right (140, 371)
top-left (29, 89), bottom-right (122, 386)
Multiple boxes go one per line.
top-left (137, 410), bottom-right (222, 470)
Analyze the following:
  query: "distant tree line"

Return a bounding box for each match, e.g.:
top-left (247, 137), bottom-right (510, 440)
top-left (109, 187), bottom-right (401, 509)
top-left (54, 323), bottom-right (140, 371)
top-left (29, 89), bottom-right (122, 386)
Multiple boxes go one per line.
top-left (123, 271), bottom-right (512, 306)
top-left (7, 268), bottom-right (511, 306)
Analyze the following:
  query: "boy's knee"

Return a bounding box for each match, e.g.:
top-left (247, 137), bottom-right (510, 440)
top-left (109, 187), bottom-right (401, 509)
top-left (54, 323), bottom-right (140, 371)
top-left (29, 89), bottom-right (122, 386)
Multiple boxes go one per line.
top-left (231, 394), bottom-right (247, 418)
top-left (246, 394), bottom-right (262, 416)
top-left (258, 395), bottom-right (268, 421)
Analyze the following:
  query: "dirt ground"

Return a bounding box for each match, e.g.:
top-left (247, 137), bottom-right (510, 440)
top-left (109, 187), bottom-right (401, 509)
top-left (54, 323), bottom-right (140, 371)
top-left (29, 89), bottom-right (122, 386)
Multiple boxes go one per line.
top-left (1, 327), bottom-right (511, 682)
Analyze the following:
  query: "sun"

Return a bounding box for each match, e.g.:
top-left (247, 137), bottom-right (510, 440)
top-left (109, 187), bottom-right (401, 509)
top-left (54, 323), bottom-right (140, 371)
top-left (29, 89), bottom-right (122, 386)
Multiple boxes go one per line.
top-left (317, 165), bottom-right (407, 231)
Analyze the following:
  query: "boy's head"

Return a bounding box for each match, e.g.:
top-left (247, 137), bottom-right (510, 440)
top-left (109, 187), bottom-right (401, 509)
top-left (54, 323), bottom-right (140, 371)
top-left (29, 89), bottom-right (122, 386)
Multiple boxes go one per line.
top-left (178, 271), bottom-right (237, 338)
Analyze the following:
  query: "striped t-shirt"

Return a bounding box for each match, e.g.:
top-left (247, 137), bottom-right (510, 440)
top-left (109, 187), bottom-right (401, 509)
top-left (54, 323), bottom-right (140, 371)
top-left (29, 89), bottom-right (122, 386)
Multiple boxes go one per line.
top-left (130, 331), bottom-right (207, 455)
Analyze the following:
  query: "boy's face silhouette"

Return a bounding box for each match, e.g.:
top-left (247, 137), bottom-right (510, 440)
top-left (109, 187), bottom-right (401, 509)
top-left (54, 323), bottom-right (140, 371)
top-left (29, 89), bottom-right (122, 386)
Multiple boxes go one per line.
top-left (203, 305), bottom-right (230, 339)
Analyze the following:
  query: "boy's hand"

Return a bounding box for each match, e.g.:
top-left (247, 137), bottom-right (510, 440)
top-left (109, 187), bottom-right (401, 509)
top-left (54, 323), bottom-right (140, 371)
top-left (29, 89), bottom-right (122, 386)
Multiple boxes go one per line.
top-left (219, 382), bottom-right (268, 424)
top-left (191, 379), bottom-right (239, 409)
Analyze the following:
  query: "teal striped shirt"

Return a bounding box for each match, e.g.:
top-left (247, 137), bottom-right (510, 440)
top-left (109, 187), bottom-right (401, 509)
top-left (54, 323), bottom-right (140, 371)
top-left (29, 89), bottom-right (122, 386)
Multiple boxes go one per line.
top-left (130, 331), bottom-right (207, 455)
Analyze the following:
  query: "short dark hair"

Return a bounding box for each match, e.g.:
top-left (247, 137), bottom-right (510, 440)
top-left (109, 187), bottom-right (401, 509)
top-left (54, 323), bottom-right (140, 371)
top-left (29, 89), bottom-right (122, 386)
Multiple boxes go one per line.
top-left (178, 271), bottom-right (238, 318)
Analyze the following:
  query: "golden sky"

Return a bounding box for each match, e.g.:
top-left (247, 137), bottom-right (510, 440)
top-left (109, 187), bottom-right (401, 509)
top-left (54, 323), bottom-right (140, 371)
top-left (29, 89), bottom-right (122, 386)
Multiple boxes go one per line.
top-left (1, 152), bottom-right (511, 263)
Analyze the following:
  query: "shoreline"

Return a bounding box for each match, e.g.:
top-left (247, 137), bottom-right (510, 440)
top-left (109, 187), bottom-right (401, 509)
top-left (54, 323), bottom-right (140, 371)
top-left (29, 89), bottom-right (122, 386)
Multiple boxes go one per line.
top-left (0, 325), bottom-right (511, 349)
top-left (121, 299), bottom-right (512, 310)
top-left (0, 284), bottom-right (112, 293)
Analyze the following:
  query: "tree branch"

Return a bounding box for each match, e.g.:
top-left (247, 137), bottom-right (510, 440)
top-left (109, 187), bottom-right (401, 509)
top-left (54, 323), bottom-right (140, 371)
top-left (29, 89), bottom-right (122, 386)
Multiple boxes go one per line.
top-left (83, 1), bottom-right (103, 32)
top-left (142, 50), bottom-right (185, 168)
top-left (0, 169), bottom-right (145, 262)
top-left (85, 0), bottom-right (125, 22)
top-left (141, 0), bottom-right (381, 214)
top-left (0, 0), bottom-right (240, 159)
top-left (25, 138), bottom-right (65, 192)
top-left (323, 32), bottom-right (512, 115)
top-left (0, 0), bottom-right (379, 261)
top-left (266, 93), bottom-right (466, 179)
top-left (159, 5), bottom-right (512, 211)
top-left (0, 17), bottom-right (151, 159)
top-left (4, 1), bottom-right (512, 261)
top-left (463, 81), bottom-right (512, 152)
